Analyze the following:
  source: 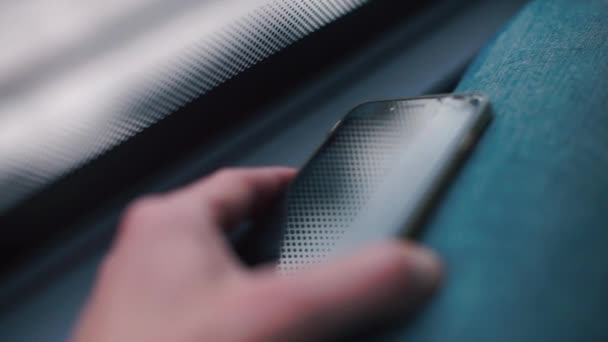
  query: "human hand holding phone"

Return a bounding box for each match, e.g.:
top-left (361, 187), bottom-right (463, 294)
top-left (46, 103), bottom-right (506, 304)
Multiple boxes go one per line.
top-left (72, 167), bottom-right (441, 342)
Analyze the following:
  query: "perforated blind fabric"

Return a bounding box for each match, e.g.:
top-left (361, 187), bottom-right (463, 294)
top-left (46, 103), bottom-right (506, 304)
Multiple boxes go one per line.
top-left (0, 0), bottom-right (368, 213)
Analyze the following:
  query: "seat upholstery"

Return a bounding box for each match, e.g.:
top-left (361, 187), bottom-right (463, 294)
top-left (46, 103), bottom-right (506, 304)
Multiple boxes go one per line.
top-left (387, 0), bottom-right (608, 340)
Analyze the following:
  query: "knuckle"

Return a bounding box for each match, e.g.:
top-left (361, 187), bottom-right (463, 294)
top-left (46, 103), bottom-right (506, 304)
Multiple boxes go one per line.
top-left (119, 195), bottom-right (165, 234)
top-left (98, 252), bottom-right (120, 280)
top-left (124, 196), bottom-right (162, 221)
top-left (375, 243), bottom-right (410, 272)
top-left (202, 191), bottom-right (231, 217)
top-left (243, 282), bottom-right (305, 339)
top-left (211, 168), bottom-right (241, 182)
top-left (354, 242), bottom-right (412, 283)
top-left (210, 168), bottom-right (253, 189)
top-left (202, 168), bottom-right (250, 211)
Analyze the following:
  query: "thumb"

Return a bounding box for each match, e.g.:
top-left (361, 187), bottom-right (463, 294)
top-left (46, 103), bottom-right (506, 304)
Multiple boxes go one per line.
top-left (255, 241), bottom-right (442, 341)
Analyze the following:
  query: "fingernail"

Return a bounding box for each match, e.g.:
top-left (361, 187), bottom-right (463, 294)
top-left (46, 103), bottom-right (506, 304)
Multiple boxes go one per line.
top-left (402, 244), bottom-right (442, 292)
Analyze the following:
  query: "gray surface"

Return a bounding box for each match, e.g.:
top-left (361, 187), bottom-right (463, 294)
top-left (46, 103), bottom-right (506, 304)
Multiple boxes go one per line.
top-left (0, 1), bottom-right (526, 341)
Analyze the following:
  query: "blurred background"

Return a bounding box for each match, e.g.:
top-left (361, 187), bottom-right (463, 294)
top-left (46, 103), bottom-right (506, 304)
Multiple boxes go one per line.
top-left (0, 1), bottom-right (527, 340)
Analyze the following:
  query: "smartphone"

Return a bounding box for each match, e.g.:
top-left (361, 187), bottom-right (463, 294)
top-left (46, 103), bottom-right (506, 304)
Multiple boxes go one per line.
top-left (238, 94), bottom-right (491, 273)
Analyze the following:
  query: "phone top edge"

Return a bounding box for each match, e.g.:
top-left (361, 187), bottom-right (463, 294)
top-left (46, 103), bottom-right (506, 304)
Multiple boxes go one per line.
top-left (314, 93), bottom-right (491, 187)
top-left (346, 93), bottom-right (489, 113)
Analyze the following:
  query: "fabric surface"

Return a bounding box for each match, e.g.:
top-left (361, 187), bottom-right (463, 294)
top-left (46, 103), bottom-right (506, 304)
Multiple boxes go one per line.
top-left (381, 0), bottom-right (608, 341)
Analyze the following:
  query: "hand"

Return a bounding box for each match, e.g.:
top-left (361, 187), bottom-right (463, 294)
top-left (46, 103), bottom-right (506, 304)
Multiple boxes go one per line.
top-left (72, 167), bottom-right (442, 341)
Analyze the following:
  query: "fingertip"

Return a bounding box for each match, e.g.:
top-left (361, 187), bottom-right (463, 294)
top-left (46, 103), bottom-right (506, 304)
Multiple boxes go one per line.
top-left (394, 241), bottom-right (443, 294)
top-left (270, 167), bottom-right (298, 182)
top-left (246, 241), bottom-right (443, 340)
top-left (353, 241), bottom-right (443, 295)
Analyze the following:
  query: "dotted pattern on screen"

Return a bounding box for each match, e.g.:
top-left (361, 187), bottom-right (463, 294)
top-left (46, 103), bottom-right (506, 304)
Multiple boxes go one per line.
top-left (277, 102), bottom-right (433, 274)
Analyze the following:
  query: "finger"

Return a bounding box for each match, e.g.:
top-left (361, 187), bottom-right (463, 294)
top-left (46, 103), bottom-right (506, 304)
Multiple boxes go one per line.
top-left (252, 241), bottom-right (442, 341)
top-left (115, 167), bottom-right (295, 275)
top-left (175, 167), bottom-right (296, 229)
top-left (115, 194), bottom-right (242, 276)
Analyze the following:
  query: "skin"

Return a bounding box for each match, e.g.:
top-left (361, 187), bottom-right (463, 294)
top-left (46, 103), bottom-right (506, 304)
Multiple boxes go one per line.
top-left (72, 167), bottom-right (442, 342)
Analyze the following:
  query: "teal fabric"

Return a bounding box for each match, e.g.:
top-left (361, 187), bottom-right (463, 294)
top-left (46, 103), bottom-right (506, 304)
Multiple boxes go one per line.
top-left (385, 1), bottom-right (608, 341)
